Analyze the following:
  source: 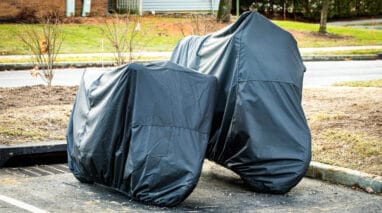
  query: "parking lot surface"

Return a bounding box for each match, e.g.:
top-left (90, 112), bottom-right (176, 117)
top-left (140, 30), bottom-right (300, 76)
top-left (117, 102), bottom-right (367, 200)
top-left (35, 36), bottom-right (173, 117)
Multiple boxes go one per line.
top-left (0, 161), bottom-right (381, 212)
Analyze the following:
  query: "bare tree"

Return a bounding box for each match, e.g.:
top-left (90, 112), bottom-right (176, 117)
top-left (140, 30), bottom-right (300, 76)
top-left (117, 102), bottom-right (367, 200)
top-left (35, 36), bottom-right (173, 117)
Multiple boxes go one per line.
top-left (319, 0), bottom-right (330, 33)
top-left (18, 13), bottom-right (64, 87)
top-left (101, 13), bottom-right (143, 66)
top-left (177, 14), bottom-right (221, 37)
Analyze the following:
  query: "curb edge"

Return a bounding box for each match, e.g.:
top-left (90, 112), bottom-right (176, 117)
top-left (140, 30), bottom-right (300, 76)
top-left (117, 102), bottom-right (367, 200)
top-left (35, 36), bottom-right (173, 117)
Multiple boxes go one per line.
top-left (306, 161), bottom-right (382, 193)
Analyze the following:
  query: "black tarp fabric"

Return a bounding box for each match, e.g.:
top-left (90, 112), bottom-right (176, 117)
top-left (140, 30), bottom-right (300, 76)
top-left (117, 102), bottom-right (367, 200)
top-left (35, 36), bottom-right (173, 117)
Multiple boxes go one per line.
top-left (67, 61), bottom-right (217, 206)
top-left (170, 12), bottom-right (311, 193)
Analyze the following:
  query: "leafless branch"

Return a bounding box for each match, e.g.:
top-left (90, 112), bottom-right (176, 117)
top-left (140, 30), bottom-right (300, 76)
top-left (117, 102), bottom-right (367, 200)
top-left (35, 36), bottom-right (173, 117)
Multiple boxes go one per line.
top-left (101, 13), bottom-right (146, 66)
top-left (18, 12), bottom-right (64, 87)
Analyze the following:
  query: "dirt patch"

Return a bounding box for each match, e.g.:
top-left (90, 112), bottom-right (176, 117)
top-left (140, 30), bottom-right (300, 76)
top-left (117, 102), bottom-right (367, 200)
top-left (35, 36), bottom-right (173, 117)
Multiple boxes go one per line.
top-left (288, 29), bottom-right (354, 41)
top-left (0, 85), bottom-right (381, 176)
top-left (302, 87), bottom-right (382, 176)
top-left (0, 86), bottom-right (77, 110)
top-left (0, 86), bottom-right (77, 144)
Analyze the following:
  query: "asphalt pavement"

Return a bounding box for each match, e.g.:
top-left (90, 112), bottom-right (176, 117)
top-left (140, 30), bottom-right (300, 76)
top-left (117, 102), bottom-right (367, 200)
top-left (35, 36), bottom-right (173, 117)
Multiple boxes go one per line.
top-left (0, 161), bottom-right (381, 213)
top-left (1, 60), bottom-right (382, 87)
top-left (303, 60), bottom-right (382, 86)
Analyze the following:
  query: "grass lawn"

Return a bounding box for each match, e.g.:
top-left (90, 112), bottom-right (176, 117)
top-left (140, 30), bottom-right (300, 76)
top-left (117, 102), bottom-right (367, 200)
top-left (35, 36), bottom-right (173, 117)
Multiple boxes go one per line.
top-left (333, 79), bottom-right (382, 87)
top-left (0, 21), bottom-right (184, 55)
top-left (274, 20), bottom-right (382, 47)
top-left (0, 16), bottom-right (381, 55)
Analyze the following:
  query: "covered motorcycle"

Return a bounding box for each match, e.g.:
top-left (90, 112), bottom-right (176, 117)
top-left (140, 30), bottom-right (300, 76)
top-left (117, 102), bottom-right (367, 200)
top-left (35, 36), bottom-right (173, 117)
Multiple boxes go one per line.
top-left (171, 12), bottom-right (311, 193)
top-left (67, 61), bottom-right (217, 206)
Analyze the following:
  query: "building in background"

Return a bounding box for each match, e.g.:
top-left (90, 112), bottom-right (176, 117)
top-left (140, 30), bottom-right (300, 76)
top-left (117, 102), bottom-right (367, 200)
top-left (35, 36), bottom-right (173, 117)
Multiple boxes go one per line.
top-left (109, 0), bottom-right (219, 15)
top-left (0, 0), bottom-right (219, 20)
top-left (0, 0), bottom-right (108, 20)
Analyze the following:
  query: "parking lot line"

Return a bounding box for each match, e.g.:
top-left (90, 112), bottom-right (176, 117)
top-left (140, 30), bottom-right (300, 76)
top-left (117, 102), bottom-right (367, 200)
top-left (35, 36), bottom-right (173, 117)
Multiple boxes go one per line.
top-left (0, 194), bottom-right (47, 213)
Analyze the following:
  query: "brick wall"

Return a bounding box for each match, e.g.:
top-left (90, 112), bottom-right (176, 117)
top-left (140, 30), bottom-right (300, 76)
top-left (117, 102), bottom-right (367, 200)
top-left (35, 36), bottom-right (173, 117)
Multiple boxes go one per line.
top-left (0, 0), bottom-right (109, 20)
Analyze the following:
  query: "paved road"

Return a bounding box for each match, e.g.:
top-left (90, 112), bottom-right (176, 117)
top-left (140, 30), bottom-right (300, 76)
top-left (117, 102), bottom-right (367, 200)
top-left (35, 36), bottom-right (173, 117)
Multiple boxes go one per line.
top-left (303, 60), bottom-right (382, 86)
top-left (328, 18), bottom-right (382, 26)
top-left (0, 61), bottom-right (381, 88)
top-left (328, 18), bottom-right (382, 30)
top-left (0, 67), bottom-right (108, 88)
top-left (0, 161), bottom-right (381, 212)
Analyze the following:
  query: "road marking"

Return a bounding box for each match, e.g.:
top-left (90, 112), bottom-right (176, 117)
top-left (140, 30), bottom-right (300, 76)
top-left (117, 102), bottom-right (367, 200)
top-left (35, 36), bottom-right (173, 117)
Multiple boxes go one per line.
top-left (0, 194), bottom-right (47, 213)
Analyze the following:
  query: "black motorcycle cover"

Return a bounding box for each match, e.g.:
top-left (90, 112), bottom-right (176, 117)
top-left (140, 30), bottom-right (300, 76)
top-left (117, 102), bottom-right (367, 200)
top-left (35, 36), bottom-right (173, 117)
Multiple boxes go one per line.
top-left (67, 61), bottom-right (217, 206)
top-left (171, 12), bottom-right (311, 193)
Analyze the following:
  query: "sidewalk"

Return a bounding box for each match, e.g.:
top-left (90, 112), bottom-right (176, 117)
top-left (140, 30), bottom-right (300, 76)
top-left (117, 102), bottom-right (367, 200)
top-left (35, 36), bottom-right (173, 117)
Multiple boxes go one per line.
top-left (328, 18), bottom-right (382, 26)
top-left (299, 45), bottom-right (382, 53)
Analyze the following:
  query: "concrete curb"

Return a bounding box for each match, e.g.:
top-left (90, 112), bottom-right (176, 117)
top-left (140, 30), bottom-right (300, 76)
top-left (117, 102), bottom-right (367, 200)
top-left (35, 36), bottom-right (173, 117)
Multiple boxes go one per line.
top-left (305, 161), bottom-right (382, 193)
top-left (0, 141), bottom-right (66, 167)
top-left (0, 54), bottom-right (380, 71)
top-left (1, 141), bottom-right (381, 194)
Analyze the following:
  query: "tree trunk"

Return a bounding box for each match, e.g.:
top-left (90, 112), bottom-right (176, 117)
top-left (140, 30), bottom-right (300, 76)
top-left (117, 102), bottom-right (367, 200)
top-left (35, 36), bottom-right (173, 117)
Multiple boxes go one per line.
top-left (292, 0), bottom-right (297, 21)
top-left (355, 0), bottom-right (360, 16)
top-left (319, 0), bottom-right (330, 33)
top-left (217, 0), bottom-right (232, 22)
